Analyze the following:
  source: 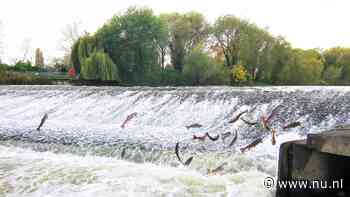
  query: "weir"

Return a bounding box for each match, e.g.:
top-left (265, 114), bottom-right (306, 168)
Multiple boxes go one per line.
top-left (277, 124), bottom-right (350, 197)
top-left (2, 86), bottom-right (350, 196)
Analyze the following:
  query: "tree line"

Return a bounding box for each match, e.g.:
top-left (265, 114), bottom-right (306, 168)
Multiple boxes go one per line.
top-left (2, 8), bottom-right (350, 86)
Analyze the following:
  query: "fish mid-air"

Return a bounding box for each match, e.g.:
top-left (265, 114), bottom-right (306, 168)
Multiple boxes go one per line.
top-left (186, 123), bottom-right (203, 129)
top-left (207, 162), bottom-right (228, 175)
top-left (240, 105), bottom-right (282, 132)
top-left (228, 110), bottom-right (248, 124)
top-left (271, 128), bottom-right (277, 145)
top-left (283, 122), bottom-right (301, 130)
top-left (37, 113), bottom-right (48, 131)
top-left (240, 138), bottom-right (263, 153)
top-left (228, 130), bottom-right (238, 147)
top-left (206, 132), bottom-right (220, 141)
top-left (192, 134), bottom-right (207, 141)
top-left (175, 142), bottom-right (193, 166)
top-left (121, 112), bottom-right (138, 128)
top-left (221, 131), bottom-right (232, 142)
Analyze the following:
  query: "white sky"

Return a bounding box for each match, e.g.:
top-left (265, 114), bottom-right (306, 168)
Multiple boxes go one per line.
top-left (0, 0), bottom-right (350, 64)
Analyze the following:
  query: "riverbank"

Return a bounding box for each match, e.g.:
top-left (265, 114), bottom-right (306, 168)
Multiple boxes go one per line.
top-left (0, 70), bottom-right (54, 85)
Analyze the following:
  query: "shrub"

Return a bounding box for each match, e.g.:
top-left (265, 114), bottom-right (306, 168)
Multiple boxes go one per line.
top-left (231, 64), bottom-right (248, 83)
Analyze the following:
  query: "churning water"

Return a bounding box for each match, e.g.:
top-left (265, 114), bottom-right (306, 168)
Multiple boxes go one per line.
top-left (0, 85), bottom-right (349, 197)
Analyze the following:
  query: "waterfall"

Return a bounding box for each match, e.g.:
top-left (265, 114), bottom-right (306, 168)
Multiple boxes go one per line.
top-left (0, 85), bottom-right (349, 197)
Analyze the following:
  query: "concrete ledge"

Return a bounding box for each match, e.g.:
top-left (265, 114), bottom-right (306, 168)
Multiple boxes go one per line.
top-left (277, 128), bottom-right (350, 197)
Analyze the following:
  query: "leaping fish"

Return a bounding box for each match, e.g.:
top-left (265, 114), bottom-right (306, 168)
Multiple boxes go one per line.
top-left (240, 118), bottom-right (257, 126)
top-left (207, 162), bottom-right (228, 175)
top-left (37, 113), bottom-right (48, 131)
top-left (283, 122), bottom-right (301, 130)
top-left (206, 132), bottom-right (220, 141)
top-left (121, 112), bottom-right (138, 128)
top-left (186, 123), bottom-right (203, 129)
top-left (228, 130), bottom-right (238, 147)
top-left (221, 131), bottom-right (232, 142)
top-left (240, 138), bottom-right (263, 153)
top-left (121, 147), bottom-right (127, 159)
top-left (192, 134), bottom-right (207, 141)
top-left (228, 110), bottom-right (248, 124)
top-left (175, 142), bottom-right (194, 166)
top-left (271, 128), bottom-right (277, 145)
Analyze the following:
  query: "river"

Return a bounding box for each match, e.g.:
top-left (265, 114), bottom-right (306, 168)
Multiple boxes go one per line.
top-left (0, 85), bottom-right (349, 197)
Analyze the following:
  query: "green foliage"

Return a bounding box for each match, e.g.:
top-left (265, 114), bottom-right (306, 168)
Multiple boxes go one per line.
top-left (161, 12), bottom-right (209, 71)
top-left (96, 7), bottom-right (168, 83)
top-left (231, 64), bottom-right (248, 83)
top-left (212, 15), bottom-right (242, 67)
top-left (323, 65), bottom-right (341, 84)
top-left (183, 47), bottom-right (230, 85)
top-left (277, 49), bottom-right (324, 84)
top-left (71, 38), bottom-right (81, 74)
top-left (13, 60), bottom-right (38, 72)
top-left (0, 69), bottom-right (51, 85)
top-left (81, 51), bottom-right (120, 81)
top-left (68, 7), bottom-right (350, 86)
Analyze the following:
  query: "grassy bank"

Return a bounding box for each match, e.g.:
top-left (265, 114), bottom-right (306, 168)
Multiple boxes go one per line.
top-left (0, 70), bottom-right (53, 85)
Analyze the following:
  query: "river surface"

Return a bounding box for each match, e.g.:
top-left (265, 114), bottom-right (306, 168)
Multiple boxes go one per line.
top-left (0, 85), bottom-right (349, 197)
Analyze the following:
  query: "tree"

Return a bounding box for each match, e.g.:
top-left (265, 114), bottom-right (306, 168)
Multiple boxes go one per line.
top-left (269, 37), bottom-right (293, 83)
top-left (238, 25), bottom-right (274, 80)
top-left (161, 12), bottom-right (210, 71)
top-left (81, 51), bottom-right (120, 81)
top-left (95, 7), bottom-right (168, 83)
top-left (278, 49), bottom-right (324, 84)
top-left (50, 57), bottom-right (69, 72)
top-left (59, 22), bottom-right (83, 54)
top-left (212, 15), bottom-right (244, 67)
top-left (34, 48), bottom-right (44, 68)
top-left (183, 46), bottom-right (230, 85)
top-left (323, 47), bottom-right (350, 83)
top-left (323, 65), bottom-right (341, 84)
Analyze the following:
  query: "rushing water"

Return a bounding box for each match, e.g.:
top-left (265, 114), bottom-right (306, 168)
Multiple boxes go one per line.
top-left (0, 85), bottom-right (350, 197)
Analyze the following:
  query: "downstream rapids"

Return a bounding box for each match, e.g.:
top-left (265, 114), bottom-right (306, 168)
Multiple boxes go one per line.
top-left (0, 85), bottom-right (350, 197)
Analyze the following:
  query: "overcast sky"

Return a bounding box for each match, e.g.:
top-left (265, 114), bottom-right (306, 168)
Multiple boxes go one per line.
top-left (0, 0), bottom-right (349, 64)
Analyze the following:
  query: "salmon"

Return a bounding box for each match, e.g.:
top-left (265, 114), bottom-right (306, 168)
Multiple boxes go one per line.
top-left (228, 110), bottom-right (248, 124)
top-left (175, 142), bottom-right (193, 166)
top-left (271, 128), bottom-right (277, 145)
top-left (186, 123), bottom-right (203, 129)
top-left (206, 132), bottom-right (220, 141)
top-left (283, 122), bottom-right (301, 130)
top-left (36, 113), bottom-right (48, 131)
top-left (221, 131), bottom-right (232, 142)
top-left (207, 162), bottom-right (228, 175)
top-left (229, 130), bottom-right (238, 147)
top-left (241, 118), bottom-right (257, 126)
top-left (192, 134), bottom-right (207, 141)
top-left (121, 112), bottom-right (137, 128)
top-left (240, 138), bottom-right (263, 153)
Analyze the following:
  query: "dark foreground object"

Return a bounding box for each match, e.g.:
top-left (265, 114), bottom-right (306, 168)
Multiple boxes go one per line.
top-left (277, 125), bottom-right (350, 197)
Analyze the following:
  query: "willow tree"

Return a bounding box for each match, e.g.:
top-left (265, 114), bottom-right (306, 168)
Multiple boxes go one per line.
top-left (71, 34), bottom-right (120, 81)
top-left (82, 51), bottom-right (120, 81)
top-left (96, 7), bottom-right (168, 83)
